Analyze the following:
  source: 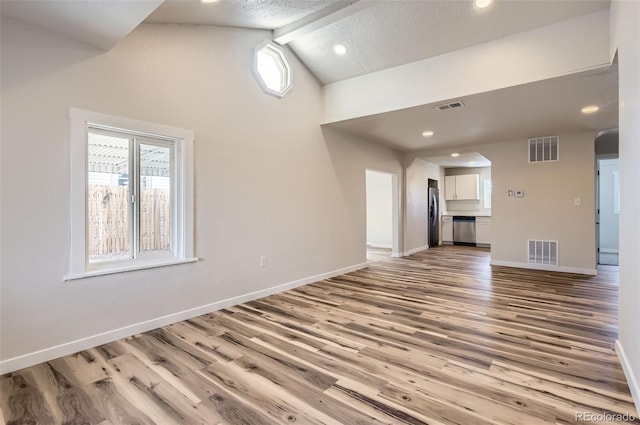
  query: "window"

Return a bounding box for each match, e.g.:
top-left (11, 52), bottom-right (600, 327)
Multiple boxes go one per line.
top-left (484, 179), bottom-right (492, 209)
top-left (253, 41), bottom-right (292, 97)
top-left (67, 108), bottom-right (196, 280)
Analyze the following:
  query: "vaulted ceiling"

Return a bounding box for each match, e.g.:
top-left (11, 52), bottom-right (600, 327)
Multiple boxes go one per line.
top-left (1, 0), bottom-right (617, 159)
top-left (146, 0), bottom-right (609, 84)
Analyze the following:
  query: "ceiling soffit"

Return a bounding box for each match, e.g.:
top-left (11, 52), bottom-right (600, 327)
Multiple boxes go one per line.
top-left (325, 67), bottom-right (618, 152)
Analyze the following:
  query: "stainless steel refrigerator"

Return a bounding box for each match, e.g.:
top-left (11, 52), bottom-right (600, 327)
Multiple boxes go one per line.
top-left (428, 187), bottom-right (439, 247)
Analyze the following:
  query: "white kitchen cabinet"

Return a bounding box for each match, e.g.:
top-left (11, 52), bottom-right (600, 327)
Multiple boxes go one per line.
top-left (444, 176), bottom-right (457, 201)
top-left (456, 174), bottom-right (480, 200)
top-left (442, 216), bottom-right (453, 244)
top-left (444, 174), bottom-right (479, 200)
top-left (476, 216), bottom-right (491, 246)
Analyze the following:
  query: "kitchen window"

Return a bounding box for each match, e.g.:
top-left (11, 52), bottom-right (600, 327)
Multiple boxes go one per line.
top-left (484, 179), bottom-right (492, 209)
top-left (66, 108), bottom-right (196, 280)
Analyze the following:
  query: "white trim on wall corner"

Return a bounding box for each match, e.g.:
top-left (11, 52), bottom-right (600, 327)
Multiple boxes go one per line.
top-left (490, 260), bottom-right (597, 276)
top-left (616, 340), bottom-right (640, 416)
top-left (0, 262), bottom-right (368, 375)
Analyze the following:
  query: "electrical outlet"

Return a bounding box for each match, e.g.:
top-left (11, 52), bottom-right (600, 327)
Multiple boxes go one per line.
top-left (260, 255), bottom-right (267, 267)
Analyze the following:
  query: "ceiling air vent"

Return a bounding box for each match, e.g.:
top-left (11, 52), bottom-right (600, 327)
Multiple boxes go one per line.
top-left (529, 136), bottom-right (559, 163)
top-left (528, 240), bottom-right (558, 266)
top-left (435, 101), bottom-right (465, 111)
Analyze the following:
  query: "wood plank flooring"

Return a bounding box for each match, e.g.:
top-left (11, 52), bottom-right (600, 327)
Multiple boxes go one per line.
top-left (367, 247), bottom-right (392, 263)
top-left (2, 246), bottom-right (638, 425)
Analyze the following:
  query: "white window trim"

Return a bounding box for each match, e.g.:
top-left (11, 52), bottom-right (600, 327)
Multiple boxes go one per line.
top-left (253, 40), bottom-right (292, 98)
top-left (66, 107), bottom-right (196, 281)
top-left (484, 179), bottom-right (492, 209)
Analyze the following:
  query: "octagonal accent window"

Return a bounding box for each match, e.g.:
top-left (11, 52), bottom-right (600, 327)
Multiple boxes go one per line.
top-left (254, 41), bottom-right (292, 98)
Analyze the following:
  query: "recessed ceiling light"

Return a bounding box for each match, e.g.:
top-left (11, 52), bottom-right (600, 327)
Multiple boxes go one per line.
top-left (451, 153), bottom-right (460, 158)
top-left (201, 0), bottom-right (220, 3)
top-left (468, 161), bottom-right (476, 165)
top-left (581, 105), bottom-right (600, 114)
top-left (333, 44), bottom-right (348, 55)
top-left (422, 130), bottom-right (434, 138)
top-left (475, 0), bottom-right (493, 9)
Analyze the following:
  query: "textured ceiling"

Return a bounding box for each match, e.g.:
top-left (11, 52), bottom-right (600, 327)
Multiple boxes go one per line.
top-left (290, 0), bottom-right (609, 83)
top-left (144, 0), bottom-right (609, 84)
top-left (146, 0), bottom-right (340, 29)
top-left (325, 66), bottom-right (618, 153)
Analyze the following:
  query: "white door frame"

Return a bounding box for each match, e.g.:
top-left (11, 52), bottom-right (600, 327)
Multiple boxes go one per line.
top-left (365, 169), bottom-right (401, 257)
top-left (596, 156), bottom-right (620, 263)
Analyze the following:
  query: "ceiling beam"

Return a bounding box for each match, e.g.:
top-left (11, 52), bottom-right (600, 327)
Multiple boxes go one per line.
top-left (273, 1), bottom-right (378, 45)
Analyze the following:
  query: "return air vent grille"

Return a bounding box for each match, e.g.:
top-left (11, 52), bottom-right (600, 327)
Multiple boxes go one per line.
top-left (435, 101), bottom-right (465, 111)
top-left (529, 136), bottom-right (559, 163)
top-left (528, 240), bottom-right (558, 265)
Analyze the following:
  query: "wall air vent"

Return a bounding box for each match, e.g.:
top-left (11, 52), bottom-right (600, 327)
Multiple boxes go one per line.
top-left (528, 240), bottom-right (558, 265)
top-left (435, 101), bottom-right (465, 111)
top-left (529, 136), bottom-right (559, 163)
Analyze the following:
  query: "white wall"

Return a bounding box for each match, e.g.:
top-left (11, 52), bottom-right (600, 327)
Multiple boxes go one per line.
top-left (404, 158), bottom-right (444, 253)
top-left (598, 158), bottom-right (619, 253)
top-left (478, 132), bottom-right (596, 274)
top-left (0, 19), bottom-right (404, 371)
top-left (366, 170), bottom-right (393, 248)
top-left (611, 0), bottom-right (640, 413)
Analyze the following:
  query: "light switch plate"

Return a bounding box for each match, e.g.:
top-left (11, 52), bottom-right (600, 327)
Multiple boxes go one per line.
top-left (514, 190), bottom-right (524, 198)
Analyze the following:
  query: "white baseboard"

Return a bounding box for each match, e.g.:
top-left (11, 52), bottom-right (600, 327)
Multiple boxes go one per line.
top-left (390, 252), bottom-right (403, 258)
top-left (0, 262), bottom-right (367, 375)
top-left (367, 243), bottom-right (392, 249)
top-left (616, 340), bottom-right (640, 416)
top-left (405, 245), bottom-right (428, 256)
top-left (490, 260), bottom-right (597, 276)
top-left (600, 248), bottom-right (619, 254)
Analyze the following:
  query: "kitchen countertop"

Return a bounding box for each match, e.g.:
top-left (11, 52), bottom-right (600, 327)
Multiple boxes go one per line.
top-left (442, 211), bottom-right (491, 217)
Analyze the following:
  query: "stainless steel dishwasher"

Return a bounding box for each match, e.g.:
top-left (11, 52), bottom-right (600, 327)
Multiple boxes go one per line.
top-left (453, 216), bottom-right (476, 246)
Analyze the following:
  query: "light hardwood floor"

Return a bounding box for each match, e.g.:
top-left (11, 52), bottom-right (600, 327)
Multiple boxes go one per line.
top-left (1, 246), bottom-right (638, 425)
top-left (366, 246), bottom-right (392, 263)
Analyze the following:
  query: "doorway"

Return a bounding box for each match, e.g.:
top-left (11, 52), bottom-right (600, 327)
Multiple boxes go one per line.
top-left (365, 169), bottom-right (399, 263)
top-left (597, 158), bottom-right (620, 265)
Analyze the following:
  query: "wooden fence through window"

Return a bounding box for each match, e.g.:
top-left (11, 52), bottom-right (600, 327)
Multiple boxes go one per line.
top-left (87, 185), bottom-right (170, 257)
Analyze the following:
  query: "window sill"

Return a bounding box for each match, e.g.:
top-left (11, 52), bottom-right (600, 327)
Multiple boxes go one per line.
top-left (64, 257), bottom-right (199, 282)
